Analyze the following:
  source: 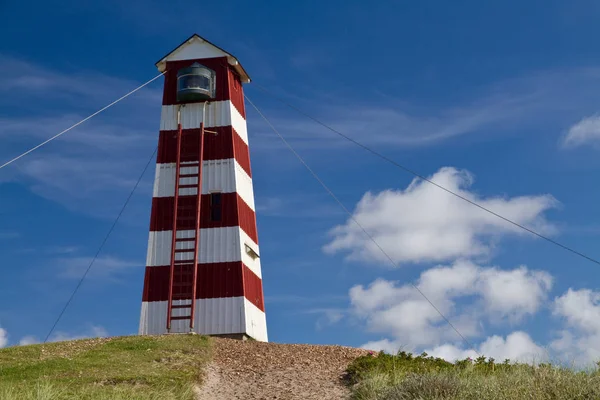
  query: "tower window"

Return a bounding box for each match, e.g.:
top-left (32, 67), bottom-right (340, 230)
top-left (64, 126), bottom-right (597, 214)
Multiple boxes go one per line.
top-left (210, 192), bottom-right (222, 221)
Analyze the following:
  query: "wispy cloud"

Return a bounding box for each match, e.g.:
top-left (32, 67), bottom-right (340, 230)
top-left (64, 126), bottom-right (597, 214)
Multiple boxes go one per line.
top-left (265, 294), bottom-right (347, 306)
top-left (256, 194), bottom-right (346, 219)
top-left (57, 255), bottom-right (141, 281)
top-left (17, 325), bottom-right (108, 346)
top-left (0, 231), bottom-right (20, 240)
top-left (303, 308), bottom-right (347, 331)
top-left (562, 114), bottom-right (600, 148)
top-left (0, 56), bottom-right (161, 218)
top-left (248, 66), bottom-right (600, 152)
top-left (0, 326), bottom-right (7, 348)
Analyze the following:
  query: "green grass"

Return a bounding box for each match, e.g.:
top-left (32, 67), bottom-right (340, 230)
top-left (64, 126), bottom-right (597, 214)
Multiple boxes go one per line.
top-left (0, 334), bottom-right (211, 399)
top-left (346, 351), bottom-right (600, 400)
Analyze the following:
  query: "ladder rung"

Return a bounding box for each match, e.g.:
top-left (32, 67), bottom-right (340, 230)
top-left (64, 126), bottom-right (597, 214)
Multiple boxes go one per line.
top-left (178, 184), bottom-right (198, 189)
top-left (175, 238), bottom-right (196, 242)
top-left (171, 304), bottom-right (192, 309)
top-left (173, 295), bottom-right (193, 300)
top-left (175, 249), bottom-right (195, 253)
top-left (170, 316), bottom-right (191, 321)
top-left (179, 174), bottom-right (199, 178)
top-left (172, 279), bottom-right (193, 283)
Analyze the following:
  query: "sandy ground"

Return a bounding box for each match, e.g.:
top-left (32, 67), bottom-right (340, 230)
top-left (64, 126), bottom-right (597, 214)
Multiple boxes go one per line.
top-left (194, 337), bottom-right (371, 400)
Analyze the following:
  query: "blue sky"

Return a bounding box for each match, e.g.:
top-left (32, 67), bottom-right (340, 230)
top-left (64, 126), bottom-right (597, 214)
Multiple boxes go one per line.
top-left (2, 0), bottom-right (600, 364)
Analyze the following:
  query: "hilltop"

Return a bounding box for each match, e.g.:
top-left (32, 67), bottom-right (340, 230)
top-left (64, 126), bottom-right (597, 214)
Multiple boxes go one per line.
top-left (3, 335), bottom-right (600, 399)
top-left (0, 334), bottom-right (369, 399)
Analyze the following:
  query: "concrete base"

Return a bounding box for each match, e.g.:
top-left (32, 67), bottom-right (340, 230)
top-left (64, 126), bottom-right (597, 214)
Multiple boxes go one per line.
top-left (209, 333), bottom-right (252, 341)
top-left (164, 332), bottom-right (252, 341)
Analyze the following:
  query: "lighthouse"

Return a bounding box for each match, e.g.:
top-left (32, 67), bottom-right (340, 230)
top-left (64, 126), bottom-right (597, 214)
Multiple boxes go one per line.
top-left (138, 34), bottom-right (267, 342)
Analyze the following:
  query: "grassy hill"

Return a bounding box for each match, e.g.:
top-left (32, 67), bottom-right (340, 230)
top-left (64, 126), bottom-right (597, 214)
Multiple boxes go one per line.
top-left (3, 335), bottom-right (600, 399)
top-left (0, 334), bottom-right (210, 399)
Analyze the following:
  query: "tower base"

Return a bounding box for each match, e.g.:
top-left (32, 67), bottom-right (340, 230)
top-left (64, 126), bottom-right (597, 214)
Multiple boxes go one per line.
top-left (163, 332), bottom-right (252, 341)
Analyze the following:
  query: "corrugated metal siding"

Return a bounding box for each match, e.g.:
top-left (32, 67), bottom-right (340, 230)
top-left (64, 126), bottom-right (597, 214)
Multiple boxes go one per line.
top-left (230, 103), bottom-right (248, 143)
top-left (146, 227), bottom-right (262, 279)
top-left (146, 227), bottom-right (246, 267)
top-left (234, 161), bottom-right (255, 210)
top-left (197, 262), bottom-right (244, 299)
top-left (142, 262), bottom-right (246, 302)
top-left (193, 297), bottom-right (246, 335)
top-left (153, 164), bottom-right (175, 198)
top-left (237, 194), bottom-right (258, 243)
top-left (228, 68), bottom-right (246, 119)
top-left (244, 298), bottom-right (268, 342)
top-left (155, 127), bottom-right (251, 175)
top-left (139, 298), bottom-right (248, 336)
top-left (159, 102), bottom-right (247, 144)
top-left (232, 127), bottom-right (252, 177)
top-left (243, 265), bottom-right (265, 312)
top-left (152, 160), bottom-right (255, 210)
top-left (146, 230), bottom-right (172, 266)
top-left (239, 228), bottom-right (262, 279)
top-left (140, 298), bottom-right (266, 339)
top-left (150, 193), bottom-right (257, 232)
top-left (197, 226), bottom-right (242, 265)
top-left (203, 159), bottom-right (235, 193)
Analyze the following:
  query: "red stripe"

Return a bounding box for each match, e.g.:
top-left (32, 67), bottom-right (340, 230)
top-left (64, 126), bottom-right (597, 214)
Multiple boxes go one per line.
top-left (156, 127), bottom-right (251, 177)
top-left (162, 58), bottom-right (246, 118)
top-left (228, 68), bottom-right (246, 119)
top-left (149, 193), bottom-right (258, 242)
top-left (243, 264), bottom-right (265, 311)
top-left (141, 262), bottom-right (264, 312)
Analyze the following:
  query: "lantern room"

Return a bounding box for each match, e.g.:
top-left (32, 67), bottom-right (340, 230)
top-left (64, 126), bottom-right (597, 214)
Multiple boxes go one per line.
top-left (176, 62), bottom-right (216, 102)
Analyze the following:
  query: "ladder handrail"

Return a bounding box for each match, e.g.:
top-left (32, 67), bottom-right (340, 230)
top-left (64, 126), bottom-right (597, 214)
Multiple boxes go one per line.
top-left (166, 107), bottom-right (184, 331)
top-left (189, 103), bottom-right (207, 329)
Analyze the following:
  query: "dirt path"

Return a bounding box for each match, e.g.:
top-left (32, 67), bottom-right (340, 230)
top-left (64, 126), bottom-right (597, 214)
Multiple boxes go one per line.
top-left (194, 337), bottom-right (371, 400)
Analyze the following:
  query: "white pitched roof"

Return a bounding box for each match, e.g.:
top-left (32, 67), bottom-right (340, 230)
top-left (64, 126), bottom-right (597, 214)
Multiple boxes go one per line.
top-left (156, 34), bottom-right (250, 83)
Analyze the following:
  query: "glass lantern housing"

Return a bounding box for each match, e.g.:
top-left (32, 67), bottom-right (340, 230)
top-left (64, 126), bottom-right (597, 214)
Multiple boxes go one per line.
top-left (176, 62), bottom-right (216, 102)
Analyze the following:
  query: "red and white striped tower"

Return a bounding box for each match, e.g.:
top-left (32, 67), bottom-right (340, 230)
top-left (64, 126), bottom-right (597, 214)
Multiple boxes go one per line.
top-left (138, 34), bottom-right (267, 341)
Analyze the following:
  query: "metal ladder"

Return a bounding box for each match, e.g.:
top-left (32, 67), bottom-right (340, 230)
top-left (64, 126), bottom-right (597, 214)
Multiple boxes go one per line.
top-left (166, 105), bottom-right (206, 332)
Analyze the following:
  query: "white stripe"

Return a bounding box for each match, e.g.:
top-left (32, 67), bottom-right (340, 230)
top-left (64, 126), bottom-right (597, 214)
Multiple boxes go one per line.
top-left (245, 298), bottom-right (269, 342)
top-left (139, 297), bottom-right (268, 341)
top-left (145, 226), bottom-right (262, 279)
top-left (152, 158), bottom-right (256, 211)
top-left (160, 101), bottom-right (248, 144)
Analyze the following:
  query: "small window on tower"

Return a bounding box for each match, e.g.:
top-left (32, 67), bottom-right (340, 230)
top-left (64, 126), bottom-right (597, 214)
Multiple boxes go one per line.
top-left (210, 192), bottom-right (222, 221)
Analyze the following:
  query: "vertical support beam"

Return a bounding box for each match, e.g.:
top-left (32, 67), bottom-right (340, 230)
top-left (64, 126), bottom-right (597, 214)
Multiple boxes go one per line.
top-left (166, 106), bottom-right (183, 331)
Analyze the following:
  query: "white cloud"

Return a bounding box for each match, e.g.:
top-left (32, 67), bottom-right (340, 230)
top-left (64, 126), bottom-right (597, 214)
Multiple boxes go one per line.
top-left (15, 326), bottom-right (108, 347)
top-left (425, 331), bottom-right (547, 364)
top-left (563, 115), bottom-right (600, 148)
top-left (0, 327), bottom-right (8, 348)
top-left (361, 338), bottom-right (405, 354)
top-left (324, 167), bottom-right (558, 266)
top-left (478, 267), bottom-right (553, 322)
top-left (350, 261), bottom-right (553, 349)
top-left (549, 288), bottom-right (600, 366)
top-left (18, 335), bottom-right (39, 346)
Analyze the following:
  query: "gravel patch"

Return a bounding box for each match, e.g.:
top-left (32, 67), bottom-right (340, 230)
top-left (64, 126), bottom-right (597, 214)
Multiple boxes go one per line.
top-left (195, 337), bottom-right (370, 400)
